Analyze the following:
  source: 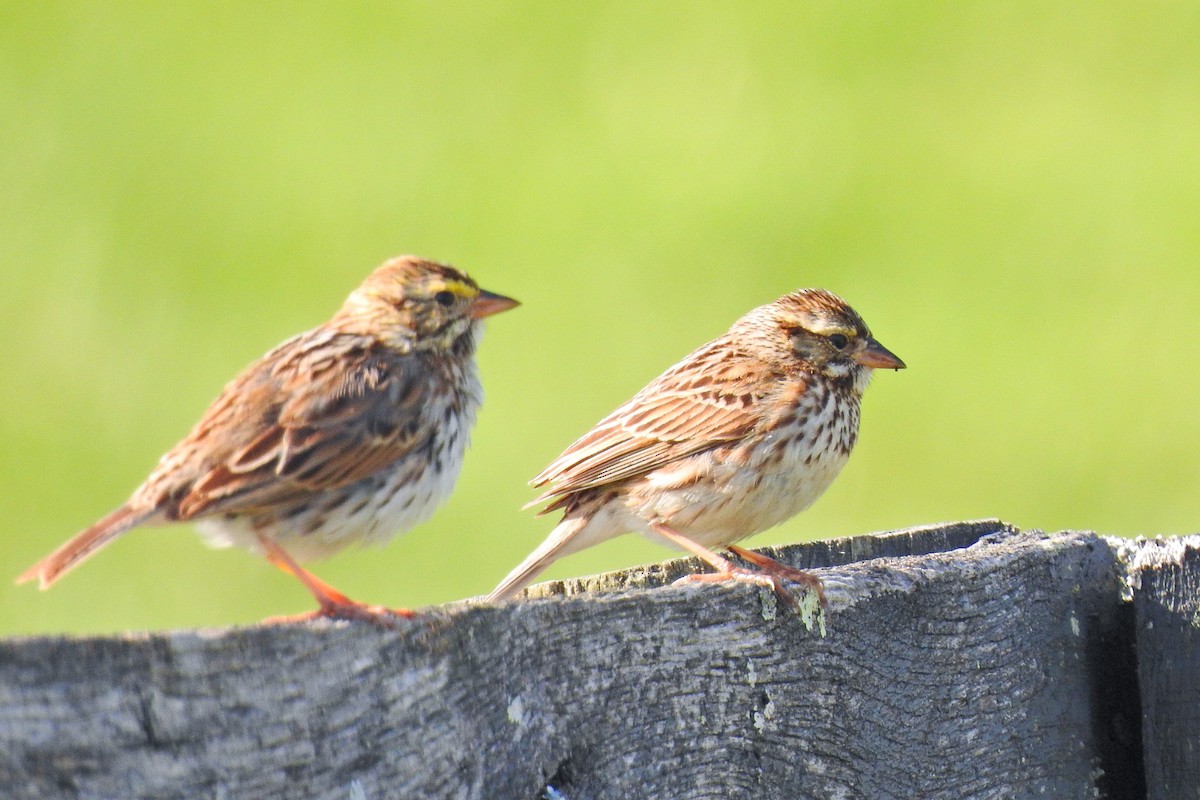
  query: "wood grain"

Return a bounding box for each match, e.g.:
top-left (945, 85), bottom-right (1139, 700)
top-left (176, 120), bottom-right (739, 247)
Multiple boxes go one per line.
top-left (0, 521), bottom-right (1170, 799)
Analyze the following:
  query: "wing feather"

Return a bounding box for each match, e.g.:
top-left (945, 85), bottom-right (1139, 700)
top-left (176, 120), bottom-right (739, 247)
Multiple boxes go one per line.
top-left (533, 339), bottom-right (788, 507)
top-left (138, 330), bottom-right (433, 520)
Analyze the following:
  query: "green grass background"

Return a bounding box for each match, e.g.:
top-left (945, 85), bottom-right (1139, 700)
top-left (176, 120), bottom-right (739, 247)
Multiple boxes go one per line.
top-left (3, 3), bottom-right (1198, 636)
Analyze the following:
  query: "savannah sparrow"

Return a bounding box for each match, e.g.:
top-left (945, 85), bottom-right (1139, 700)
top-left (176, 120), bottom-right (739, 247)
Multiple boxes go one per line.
top-left (487, 288), bottom-right (902, 608)
top-left (19, 255), bottom-right (518, 623)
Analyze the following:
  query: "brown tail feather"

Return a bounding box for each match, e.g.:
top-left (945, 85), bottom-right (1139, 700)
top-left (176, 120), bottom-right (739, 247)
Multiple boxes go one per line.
top-left (486, 516), bottom-right (594, 603)
top-left (16, 505), bottom-right (154, 589)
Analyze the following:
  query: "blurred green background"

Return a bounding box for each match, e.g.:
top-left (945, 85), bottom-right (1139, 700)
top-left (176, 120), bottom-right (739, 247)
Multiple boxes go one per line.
top-left (3, 3), bottom-right (1199, 636)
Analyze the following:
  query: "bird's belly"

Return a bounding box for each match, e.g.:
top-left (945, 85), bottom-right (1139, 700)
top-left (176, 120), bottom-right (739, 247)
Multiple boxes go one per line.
top-left (627, 437), bottom-right (851, 549)
top-left (195, 429), bottom-right (471, 563)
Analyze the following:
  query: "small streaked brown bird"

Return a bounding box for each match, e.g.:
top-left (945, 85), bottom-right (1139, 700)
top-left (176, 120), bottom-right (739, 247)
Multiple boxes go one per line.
top-left (488, 288), bottom-right (902, 608)
top-left (19, 255), bottom-right (518, 624)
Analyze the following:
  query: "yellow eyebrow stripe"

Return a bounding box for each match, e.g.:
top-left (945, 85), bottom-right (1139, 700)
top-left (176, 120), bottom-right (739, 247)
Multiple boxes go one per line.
top-left (433, 278), bottom-right (479, 299)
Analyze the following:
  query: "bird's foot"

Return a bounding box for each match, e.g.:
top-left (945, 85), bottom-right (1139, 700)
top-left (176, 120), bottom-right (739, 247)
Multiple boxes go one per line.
top-left (726, 545), bottom-right (827, 609)
top-left (262, 599), bottom-right (414, 630)
top-left (673, 566), bottom-right (805, 612)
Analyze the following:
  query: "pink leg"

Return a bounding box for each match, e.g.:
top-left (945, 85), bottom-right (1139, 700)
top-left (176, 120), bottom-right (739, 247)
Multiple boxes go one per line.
top-left (727, 544), bottom-right (826, 608)
top-left (257, 533), bottom-right (413, 628)
top-left (648, 524), bottom-right (824, 611)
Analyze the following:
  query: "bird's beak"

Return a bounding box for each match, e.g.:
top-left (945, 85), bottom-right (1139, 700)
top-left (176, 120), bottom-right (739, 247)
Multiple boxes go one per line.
top-left (470, 290), bottom-right (520, 320)
top-left (854, 338), bottom-right (906, 370)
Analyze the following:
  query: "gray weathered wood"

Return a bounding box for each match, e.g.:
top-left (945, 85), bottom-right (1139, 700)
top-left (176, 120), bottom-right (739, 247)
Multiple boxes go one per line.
top-left (1126, 535), bottom-right (1200, 800)
top-left (0, 521), bottom-right (1163, 799)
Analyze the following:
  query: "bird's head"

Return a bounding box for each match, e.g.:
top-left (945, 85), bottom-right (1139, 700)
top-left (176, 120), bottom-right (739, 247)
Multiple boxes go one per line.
top-left (336, 256), bottom-right (519, 352)
top-left (740, 288), bottom-right (905, 393)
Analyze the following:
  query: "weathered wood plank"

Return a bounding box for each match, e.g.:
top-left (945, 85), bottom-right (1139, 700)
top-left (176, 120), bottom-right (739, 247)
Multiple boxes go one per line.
top-left (1126, 535), bottom-right (1200, 800)
top-left (0, 522), bottom-right (1145, 799)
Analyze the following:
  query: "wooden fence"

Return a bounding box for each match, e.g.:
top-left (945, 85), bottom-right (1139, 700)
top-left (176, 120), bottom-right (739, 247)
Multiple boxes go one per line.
top-left (1, 520), bottom-right (1196, 799)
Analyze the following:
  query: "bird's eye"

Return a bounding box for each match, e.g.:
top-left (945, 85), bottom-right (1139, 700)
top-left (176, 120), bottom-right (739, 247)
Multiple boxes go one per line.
top-left (828, 333), bottom-right (849, 350)
top-left (434, 290), bottom-right (456, 307)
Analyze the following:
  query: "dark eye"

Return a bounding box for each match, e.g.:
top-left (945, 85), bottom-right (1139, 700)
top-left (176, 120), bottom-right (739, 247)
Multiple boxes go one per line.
top-left (434, 290), bottom-right (456, 307)
top-left (828, 333), bottom-right (849, 350)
